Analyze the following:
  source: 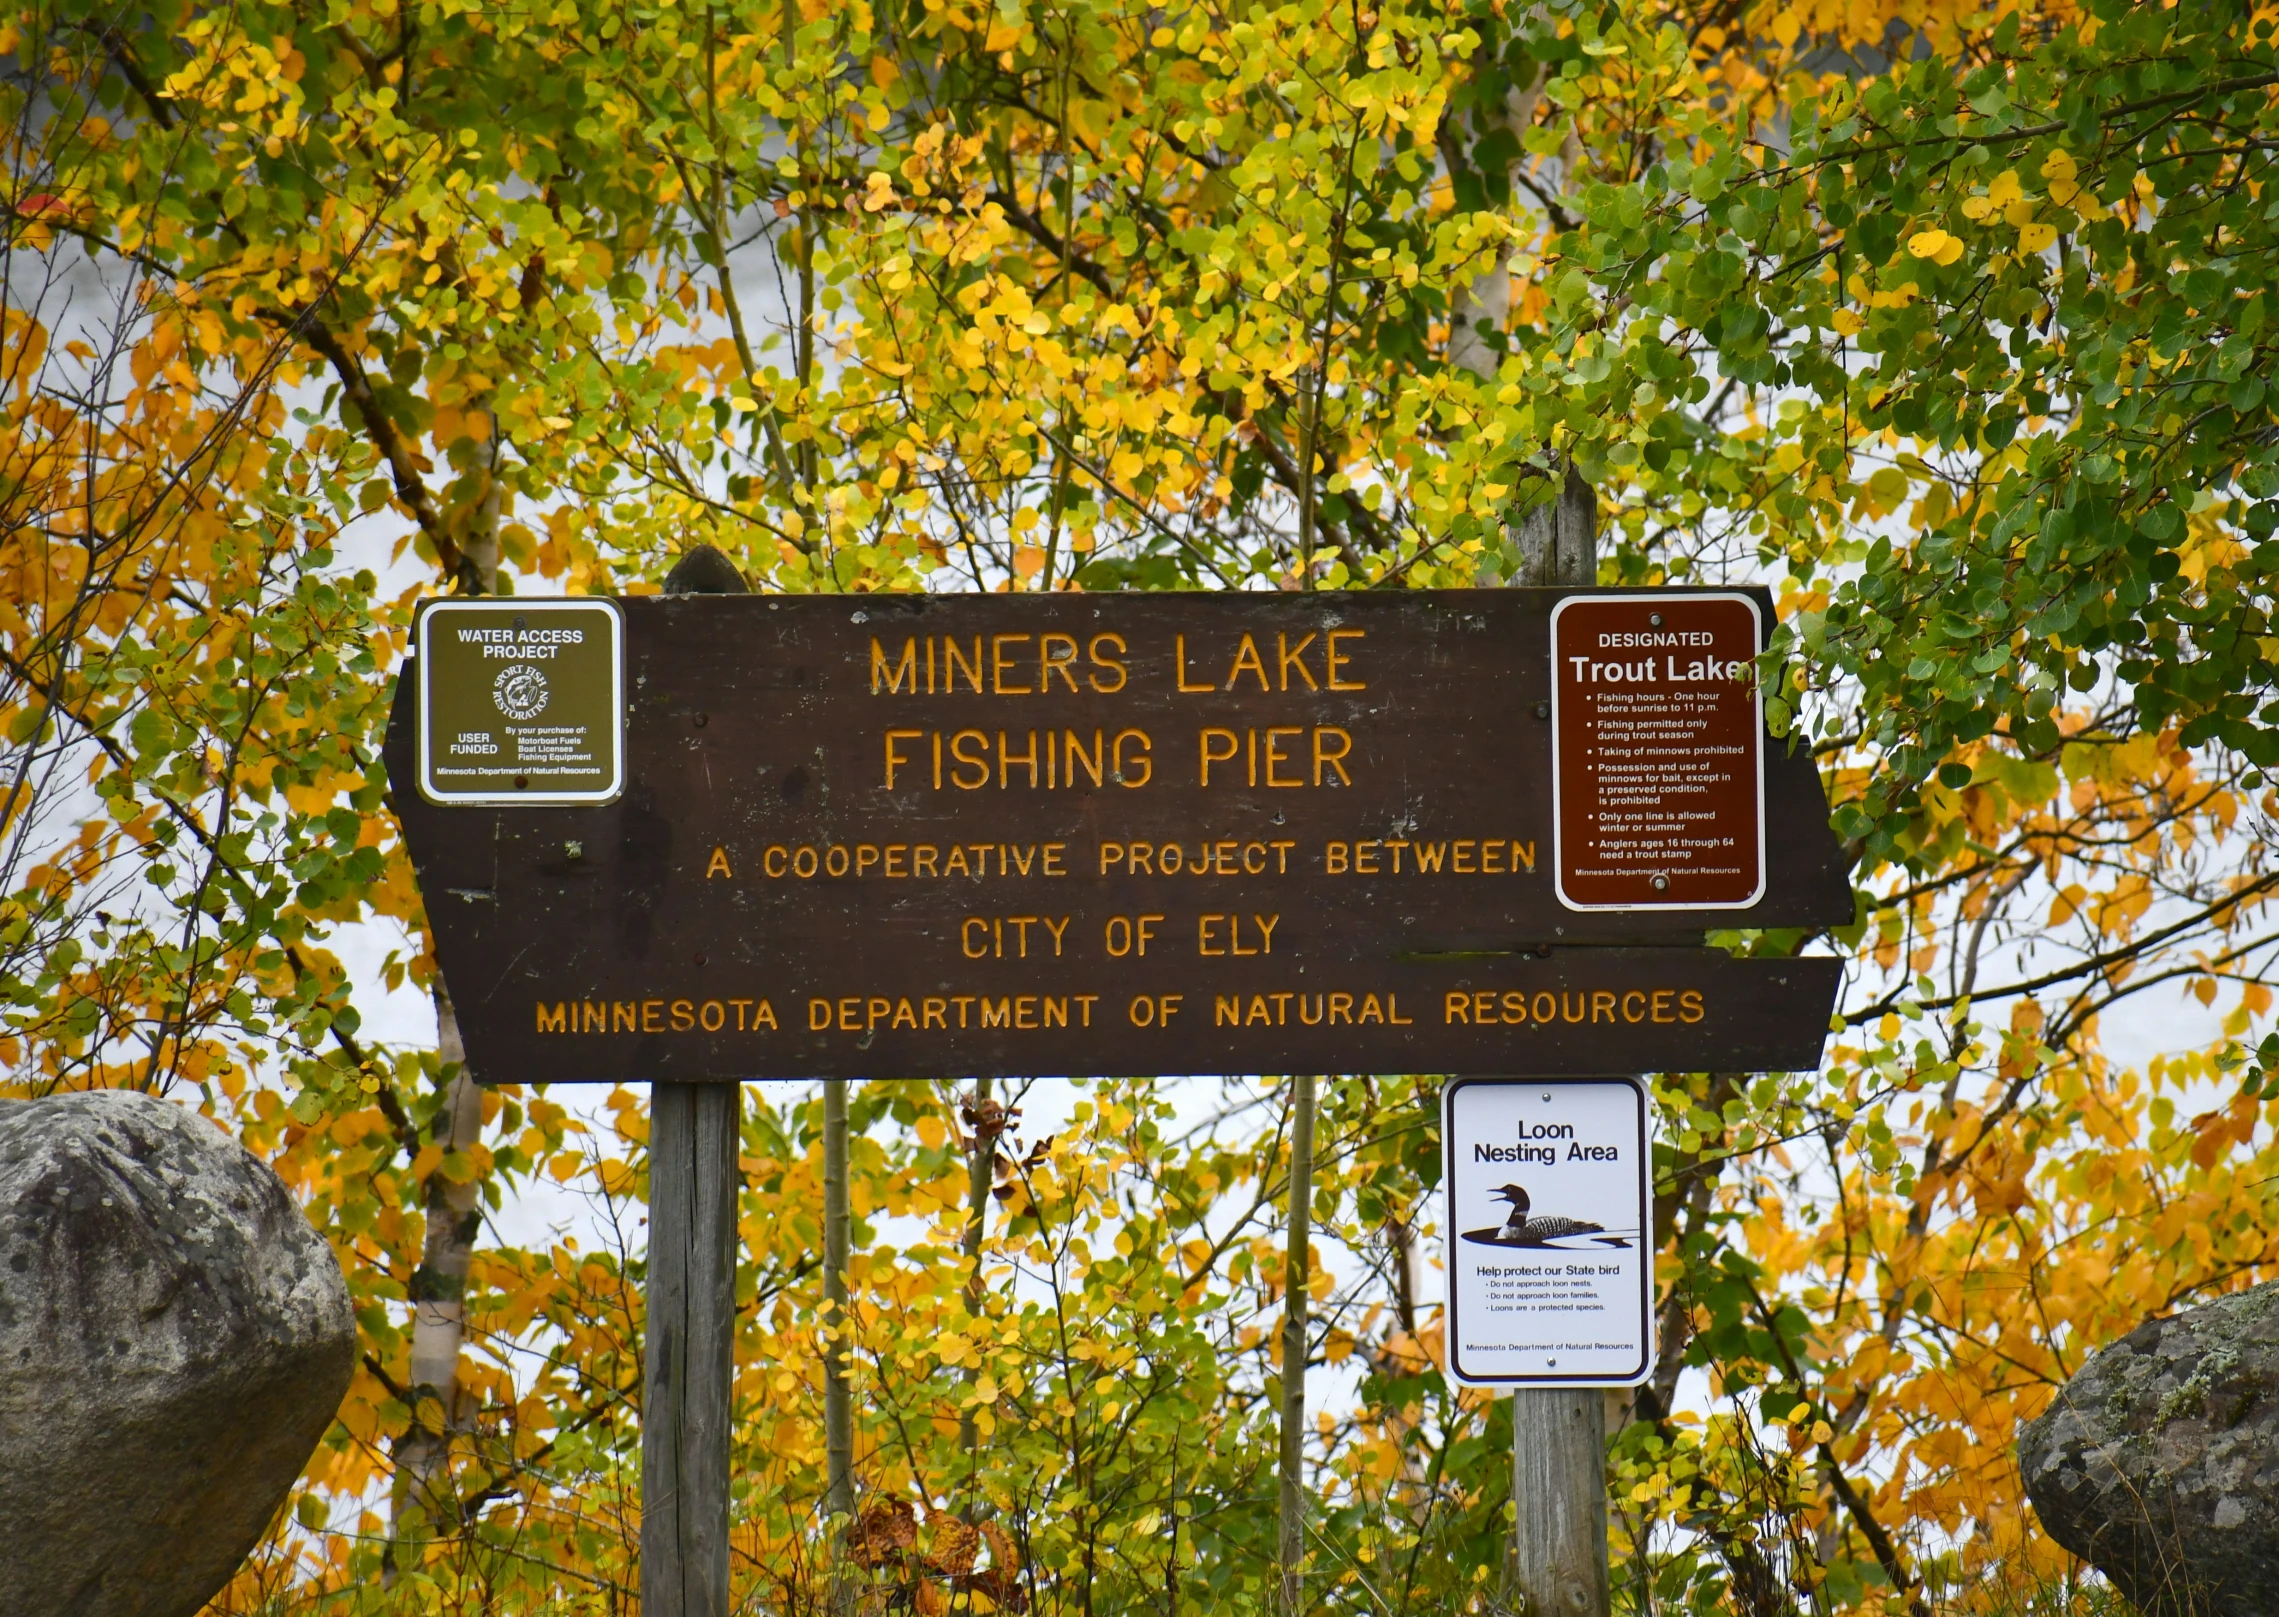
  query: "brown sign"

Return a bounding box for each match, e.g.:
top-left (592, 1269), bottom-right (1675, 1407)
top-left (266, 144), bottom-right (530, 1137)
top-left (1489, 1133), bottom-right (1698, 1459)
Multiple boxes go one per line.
top-left (416, 599), bottom-right (623, 805)
top-left (1552, 594), bottom-right (1764, 910)
top-left (383, 590), bottom-right (1849, 1082)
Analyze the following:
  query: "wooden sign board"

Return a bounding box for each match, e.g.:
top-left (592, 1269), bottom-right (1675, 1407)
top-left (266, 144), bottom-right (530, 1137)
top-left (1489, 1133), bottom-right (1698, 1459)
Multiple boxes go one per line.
top-left (1443, 1077), bottom-right (1653, 1387)
top-left (384, 590), bottom-right (1849, 1083)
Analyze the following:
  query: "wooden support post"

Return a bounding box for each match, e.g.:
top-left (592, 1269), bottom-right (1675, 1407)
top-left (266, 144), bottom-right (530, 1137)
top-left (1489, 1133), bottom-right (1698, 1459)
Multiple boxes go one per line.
top-left (1508, 1390), bottom-right (1610, 1616)
top-left (642, 1081), bottom-right (740, 1617)
top-left (1507, 465), bottom-right (1612, 1617)
top-left (822, 1077), bottom-right (853, 1520)
top-left (1277, 1072), bottom-right (1317, 1617)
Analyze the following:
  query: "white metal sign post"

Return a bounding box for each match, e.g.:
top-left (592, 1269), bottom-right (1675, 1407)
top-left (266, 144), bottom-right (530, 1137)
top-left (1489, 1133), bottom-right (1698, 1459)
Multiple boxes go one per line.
top-left (1443, 1076), bottom-right (1653, 1388)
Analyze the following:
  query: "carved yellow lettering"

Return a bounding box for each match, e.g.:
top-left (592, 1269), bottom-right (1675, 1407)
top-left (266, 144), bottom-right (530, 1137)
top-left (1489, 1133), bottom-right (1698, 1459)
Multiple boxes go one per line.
top-left (1277, 632), bottom-right (1318, 691)
top-left (883, 731), bottom-right (922, 790)
top-left (870, 637), bottom-right (918, 694)
top-left (1039, 633), bottom-right (1079, 692)
top-left (940, 636), bottom-right (982, 693)
top-left (1175, 635), bottom-right (1215, 692)
top-left (992, 634), bottom-right (1033, 694)
top-left (1265, 726), bottom-right (1303, 788)
top-left (1225, 634), bottom-right (1269, 692)
top-left (950, 730), bottom-right (989, 790)
top-left (1065, 730), bottom-right (1104, 788)
top-left (1088, 634), bottom-right (1128, 692)
top-left (1112, 729), bottom-right (1152, 787)
top-left (1199, 728), bottom-right (1239, 787)
top-left (999, 731), bottom-right (1039, 789)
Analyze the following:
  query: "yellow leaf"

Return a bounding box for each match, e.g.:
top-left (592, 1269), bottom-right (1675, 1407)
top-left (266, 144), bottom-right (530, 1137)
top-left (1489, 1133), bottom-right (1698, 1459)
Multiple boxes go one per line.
top-left (2018, 220), bottom-right (2057, 254)
top-left (1907, 229), bottom-right (1964, 267)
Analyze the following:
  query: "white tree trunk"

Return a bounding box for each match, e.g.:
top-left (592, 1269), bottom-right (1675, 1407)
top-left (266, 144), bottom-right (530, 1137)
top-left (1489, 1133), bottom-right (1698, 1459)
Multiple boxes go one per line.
top-left (388, 407), bottom-right (502, 1571)
top-left (389, 988), bottom-right (487, 1558)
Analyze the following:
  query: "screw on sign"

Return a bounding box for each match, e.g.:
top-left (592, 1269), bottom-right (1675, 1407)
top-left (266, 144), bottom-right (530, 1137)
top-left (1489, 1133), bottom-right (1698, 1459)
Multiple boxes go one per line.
top-left (414, 597), bottom-right (624, 806)
top-left (1550, 593), bottom-right (1766, 912)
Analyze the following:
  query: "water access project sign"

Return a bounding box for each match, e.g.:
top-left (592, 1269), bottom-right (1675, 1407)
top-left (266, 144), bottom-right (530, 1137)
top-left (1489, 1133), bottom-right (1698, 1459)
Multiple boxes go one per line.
top-left (1443, 1077), bottom-right (1653, 1387)
top-left (416, 599), bottom-right (623, 805)
top-left (386, 590), bottom-right (1850, 1083)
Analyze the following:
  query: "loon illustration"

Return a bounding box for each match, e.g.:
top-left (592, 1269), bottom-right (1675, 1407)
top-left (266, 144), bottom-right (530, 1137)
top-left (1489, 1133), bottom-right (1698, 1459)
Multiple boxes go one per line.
top-left (1490, 1184), bottom-right (1606, 1246)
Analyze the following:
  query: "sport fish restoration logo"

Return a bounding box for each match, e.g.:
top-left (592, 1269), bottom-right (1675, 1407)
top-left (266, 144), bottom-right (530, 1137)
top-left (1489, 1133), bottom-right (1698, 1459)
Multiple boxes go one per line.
top-left (493, 663), bottom-right (551, 720)
top-left (1443, 1076), bottom-right (1654, 1386)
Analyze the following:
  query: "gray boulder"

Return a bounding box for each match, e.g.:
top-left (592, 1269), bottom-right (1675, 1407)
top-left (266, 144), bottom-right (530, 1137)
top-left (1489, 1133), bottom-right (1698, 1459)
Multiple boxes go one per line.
top-left (2019, 1281), bottom-right (2279, 1617)
top-left (0, 1089), bottom-right (355, 1617)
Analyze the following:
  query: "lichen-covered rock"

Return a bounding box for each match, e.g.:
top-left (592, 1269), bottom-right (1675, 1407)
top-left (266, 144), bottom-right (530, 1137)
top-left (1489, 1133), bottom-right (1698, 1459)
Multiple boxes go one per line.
top-left (0, 1090), bottom-right (354, 1617)
top-left (2019, 1280), bottom-right (2279, 1617)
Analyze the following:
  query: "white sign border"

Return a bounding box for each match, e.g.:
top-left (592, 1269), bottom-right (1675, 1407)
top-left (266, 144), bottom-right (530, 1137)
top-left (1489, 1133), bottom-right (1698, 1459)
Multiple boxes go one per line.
top-left (1549, 589), bottom-right (1768, 913)
top-left (415, 597), bottom-right (626, 807)
top-left (1442, 1075), bottom-right (1655, 1389)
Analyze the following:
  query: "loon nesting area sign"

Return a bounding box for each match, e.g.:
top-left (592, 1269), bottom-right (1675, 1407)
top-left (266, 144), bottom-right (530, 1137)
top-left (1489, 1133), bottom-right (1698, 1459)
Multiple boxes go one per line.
top-left (1442, 1076), bottom-right (1654, 1387)
top-left (385, 588), bottom-right (1850, 1083)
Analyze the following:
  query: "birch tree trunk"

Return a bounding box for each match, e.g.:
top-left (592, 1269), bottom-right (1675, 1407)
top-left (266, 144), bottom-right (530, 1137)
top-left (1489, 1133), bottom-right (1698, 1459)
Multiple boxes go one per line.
top-left (1277, 1072), bottom-right (1317, 1617)
top-left (387, 408), bottom-right (502, 1571)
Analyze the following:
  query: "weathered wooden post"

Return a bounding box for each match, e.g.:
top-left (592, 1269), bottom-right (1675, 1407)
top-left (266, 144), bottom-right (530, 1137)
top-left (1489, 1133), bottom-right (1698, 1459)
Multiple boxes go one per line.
top-left (823, 1076), bottom-right (854, 1521)
top-left (641, 546), bottom-right (752, 1617)
top-left (1509, 468), bottom-right (1612, 1617)
top-left (642, 1081), bottom-right (740, 1617)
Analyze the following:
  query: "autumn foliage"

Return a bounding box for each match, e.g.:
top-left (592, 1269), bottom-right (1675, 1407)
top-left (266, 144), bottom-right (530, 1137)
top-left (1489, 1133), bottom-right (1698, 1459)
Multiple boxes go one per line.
top-left (3, 0), bottom-right (2277, 1612)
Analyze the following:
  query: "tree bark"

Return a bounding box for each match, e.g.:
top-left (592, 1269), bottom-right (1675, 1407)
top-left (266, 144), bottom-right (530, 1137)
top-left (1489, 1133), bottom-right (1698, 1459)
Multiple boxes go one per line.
top-left (1277, 1073), bottom-right (1317, 1617)
top-left (823, 1077), bottom-right (853, 1521)
top-left (387, 406), bottom-right (504, 1576)
top-left (389, 987), bottom-right (485, 1555)
top-left (958, 1078), bottom-right (993, 1480)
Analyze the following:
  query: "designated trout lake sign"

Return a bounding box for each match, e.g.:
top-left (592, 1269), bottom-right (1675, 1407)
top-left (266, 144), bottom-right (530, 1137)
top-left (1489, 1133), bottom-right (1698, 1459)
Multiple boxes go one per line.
top-left (1443, 1077), bottom-right (1653, 1387)
top-left (388, 589), bottom-right (1850, 1083)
